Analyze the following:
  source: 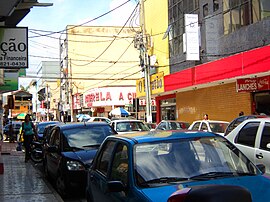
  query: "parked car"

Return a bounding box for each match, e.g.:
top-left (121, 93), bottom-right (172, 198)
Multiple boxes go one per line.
top-left (36, 121), bottom-right (60, 140)
top-left (188, 120), bottom-right (229, 136)
top-left (155, 120), bottom-right (190, 131)
top-left (111, 119), bottom-right (150, 134)
top-left (86, 130), bottom-right (269, 202)
top-left (42, 122), bottom-right (64, 144)
top-left (3, 121), bottom-right (22, 142)
top-left (43, 122), bottom-right (117, 197)
top-left (224, 114), bottom-right (268, 136)
top-left (87, 117), bottom-right (111, 124)
top-left (226, 118), bottom-right (270, 174)
top-left (144, 122), bottom-right (156, 130)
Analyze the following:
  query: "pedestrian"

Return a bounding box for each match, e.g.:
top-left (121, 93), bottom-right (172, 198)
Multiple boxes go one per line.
top-left (8, 124), bottom-right (15, 143)
top-left (239, 111), bottom-right (244, 116)
top-left (21, 114), bottom-right (37, 162)
top-left (203, 114), bottom-right (209, 120)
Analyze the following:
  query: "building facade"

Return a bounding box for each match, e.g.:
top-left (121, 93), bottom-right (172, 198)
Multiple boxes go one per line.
top-left (60, 26), bottom-right (142, 121)
top-left (138, 0), bottom-right (270, 123)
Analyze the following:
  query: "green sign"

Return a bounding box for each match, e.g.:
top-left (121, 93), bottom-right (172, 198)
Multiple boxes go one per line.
top-left (0, 71), bottom-right (18, 92)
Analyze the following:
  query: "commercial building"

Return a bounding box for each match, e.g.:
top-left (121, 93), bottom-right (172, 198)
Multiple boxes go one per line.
top-left (60, 26), bottom-right (141, 121)
top-left (138, 0), bottom-right (270, 123)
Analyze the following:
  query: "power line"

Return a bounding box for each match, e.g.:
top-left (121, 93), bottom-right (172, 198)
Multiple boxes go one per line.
top-left (29, 0), bottom-right (132, 39)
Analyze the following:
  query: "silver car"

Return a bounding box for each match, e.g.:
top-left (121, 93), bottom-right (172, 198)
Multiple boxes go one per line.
top-left (226, 118), bottom-right (270, 174)
top-left (111, 119), bottom-right (150, 134)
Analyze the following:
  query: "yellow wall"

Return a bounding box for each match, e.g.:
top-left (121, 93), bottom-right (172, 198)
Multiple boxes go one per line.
top-left (144, 0), bottom-right (170, 76)
top-left (176, 83), bottom-right (252, 123)
top-left (66, 26), bottom-right (141, 93)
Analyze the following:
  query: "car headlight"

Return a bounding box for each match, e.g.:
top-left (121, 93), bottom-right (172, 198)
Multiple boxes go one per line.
top-left (66, 160), bottom-right (85, 171)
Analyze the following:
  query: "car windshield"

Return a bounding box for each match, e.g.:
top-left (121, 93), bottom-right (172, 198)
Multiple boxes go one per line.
top-left (116, 122), bottom-right (149, 132)
top-left (63, 125), bottom-right (115, 150)
top-left (209, 122), bottom-right (228, 133)
top-left (134, 136), bottom-right (259, 187)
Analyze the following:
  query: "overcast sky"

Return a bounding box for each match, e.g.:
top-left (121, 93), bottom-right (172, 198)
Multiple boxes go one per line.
top-left (18, 0), bottom-right (138, 87)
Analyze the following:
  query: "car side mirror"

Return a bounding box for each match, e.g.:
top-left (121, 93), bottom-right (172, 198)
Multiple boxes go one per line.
top-left (256, 164), bottom-right (266, 174)
top-left (107, 181), bottom-right (125, 192)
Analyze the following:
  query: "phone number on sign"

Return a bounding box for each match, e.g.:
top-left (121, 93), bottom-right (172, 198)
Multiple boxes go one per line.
top-left (0, 61), bottom-right (26, 67)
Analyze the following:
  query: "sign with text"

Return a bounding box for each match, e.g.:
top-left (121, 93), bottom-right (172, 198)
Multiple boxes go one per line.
top-left (0, 27), bottom-right (28, 69)
top-left (236, 76), bottom-right (270, 92)
top-left (136, 72), bottom-right (164, 97)
top-left (185, 14), bottom-right (200, 61)
top-left (84, 86), bottom-right (136, 108)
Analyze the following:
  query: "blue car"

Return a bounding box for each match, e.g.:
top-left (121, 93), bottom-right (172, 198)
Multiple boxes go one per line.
top-left (86, 130), bottom-right (270, 202)
top-left (43, 122), bottom-right (117, 198)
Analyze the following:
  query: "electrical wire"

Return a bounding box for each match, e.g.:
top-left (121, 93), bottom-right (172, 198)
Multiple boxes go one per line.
top-left (29, 0), bottom-right (132, 39)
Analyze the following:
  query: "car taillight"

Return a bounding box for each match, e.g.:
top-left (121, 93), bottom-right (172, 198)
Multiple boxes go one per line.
top-left (167, 188), bottom-right (191, 202)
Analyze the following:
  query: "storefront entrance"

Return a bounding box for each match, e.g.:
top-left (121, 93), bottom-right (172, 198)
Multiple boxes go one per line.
top-left (253, 92), bottom-right (270, 115)
top-left (160, 98), bottom-right (176, 120)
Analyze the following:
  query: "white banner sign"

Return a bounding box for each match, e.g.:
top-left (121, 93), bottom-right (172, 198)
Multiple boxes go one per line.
top-left (185, 14), bottom-right (200, 61)
top-left (84, 87), bottom-right (136, 108)
top-left (0, 27), bottom-right (28, 68)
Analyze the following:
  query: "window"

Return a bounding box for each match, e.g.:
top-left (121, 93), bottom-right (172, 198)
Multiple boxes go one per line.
top-left (168, 0), bottom-right (199, 57)
top-left (236, 122), bottom-right (259, 147)
top-left (110, 143), bottom-right (129, 186)
top-left (203, 4), bottom-right (209, 17)
top-left (223, 0), bottom-right (270, 35)
top-left (260, 123), bottom-right (270, 150)
top-left (96, 141), bottom-right (116, 176)
top-left (201, 123), bottom-right (208, 131)
top-left (192, 122), bottom-right (201, 130)
top-left (213, 0), bottom-right (219, 12)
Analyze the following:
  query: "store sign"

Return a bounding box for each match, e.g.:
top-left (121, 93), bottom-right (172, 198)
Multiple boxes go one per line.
top-left (0, 27), bottom-right (28, 69)
top-left (236, 76), bottom-right (270, 92)
top-left (84, 87), bottom-right (136, 108)
top-left (136, 72), bottom-right (164, 97)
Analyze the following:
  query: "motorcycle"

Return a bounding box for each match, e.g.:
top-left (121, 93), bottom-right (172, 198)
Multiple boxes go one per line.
top-left (30, 140), bottom-right (44, 163)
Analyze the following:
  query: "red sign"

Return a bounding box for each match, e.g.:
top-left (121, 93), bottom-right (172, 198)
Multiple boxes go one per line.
top-left (236, 76), bottom-right (270, 92)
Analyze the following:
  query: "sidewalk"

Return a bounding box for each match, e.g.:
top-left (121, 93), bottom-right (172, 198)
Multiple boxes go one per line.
top-left (0, 141), bottom-right (63, 202)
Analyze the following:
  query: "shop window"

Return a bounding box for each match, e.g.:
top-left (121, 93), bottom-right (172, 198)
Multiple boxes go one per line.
top-left (203, 4), bottom-right (209, 17)
top-left (213, 0), bottom-right (219, 12)
top-left (260, 0), bottom-right (270, 19)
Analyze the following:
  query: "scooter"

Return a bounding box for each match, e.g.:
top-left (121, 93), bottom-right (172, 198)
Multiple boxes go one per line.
top-left (30, 140), bottom-right (44, 163)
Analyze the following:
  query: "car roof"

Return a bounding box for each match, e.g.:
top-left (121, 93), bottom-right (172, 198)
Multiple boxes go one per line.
top-left (108, 130), bottom-right (217, 144)
top-left (37, 121), bottom-right (60, 125)
top-left (56, 122), bottom-right (110, 130)
top-left (111, 119), bottom-right (144, 123)
top-left (192, 120), bottom-right (229, 123)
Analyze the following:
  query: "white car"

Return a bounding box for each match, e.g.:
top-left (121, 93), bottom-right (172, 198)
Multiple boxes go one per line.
top-left (87, 117), bottom-right (111, 124)
top-left (111, 119), bottom-right (150, 134)
top-left (226, 118), bottom-right (270, 173)
top-left (188, 120), bottom-right (229, 136)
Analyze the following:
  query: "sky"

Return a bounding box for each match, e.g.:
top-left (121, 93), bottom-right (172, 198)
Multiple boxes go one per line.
top-left (18, 0), bottom-right (138, 87)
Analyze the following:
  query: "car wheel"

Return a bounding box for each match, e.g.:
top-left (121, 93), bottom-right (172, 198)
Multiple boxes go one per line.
top-left (56, 173), bottom-right (68, 198)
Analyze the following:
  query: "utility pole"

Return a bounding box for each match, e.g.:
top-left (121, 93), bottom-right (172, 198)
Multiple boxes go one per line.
top-left (69, 58), bottom-right (74, 122)
top-left (46, 84), bottom-right (49, 121)
top-left (140, 0), bottom-right (152, 123)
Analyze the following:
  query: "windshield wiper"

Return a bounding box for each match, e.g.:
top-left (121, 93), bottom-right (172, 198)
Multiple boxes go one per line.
top-left (190, 172), bottom-right (235, 181)
top-left (67, 146), bottom-right (83, 151)
top-left (82, 144), bottom-right (101, 148)
top-left (236, 172), bottom-right (256, 176)
top-left (142, 177), bottom-right (189, 185)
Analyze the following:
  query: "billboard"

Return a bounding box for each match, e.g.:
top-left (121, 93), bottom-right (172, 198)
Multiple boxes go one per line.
top-left (0, 27), bottom-right (28, 69)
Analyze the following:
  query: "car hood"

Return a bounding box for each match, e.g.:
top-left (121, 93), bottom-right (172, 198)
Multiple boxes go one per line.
top-left (140, 175), bottom-right (270, 202)
top-left (62, 149), bottom-right (98, 166)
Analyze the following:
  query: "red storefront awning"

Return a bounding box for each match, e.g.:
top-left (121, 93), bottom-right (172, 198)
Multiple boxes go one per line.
top-left (165, 45), bottom-right (270, 92)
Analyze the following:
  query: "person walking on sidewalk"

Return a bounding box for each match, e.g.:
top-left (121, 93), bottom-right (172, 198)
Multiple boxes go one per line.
top-left (21, 114), bottom-right (37, 162)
